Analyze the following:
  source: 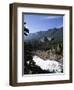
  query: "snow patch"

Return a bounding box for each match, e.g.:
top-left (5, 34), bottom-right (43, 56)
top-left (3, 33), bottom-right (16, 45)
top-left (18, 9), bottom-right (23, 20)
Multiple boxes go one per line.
top-left (33, 55), bottom-right (62, 73)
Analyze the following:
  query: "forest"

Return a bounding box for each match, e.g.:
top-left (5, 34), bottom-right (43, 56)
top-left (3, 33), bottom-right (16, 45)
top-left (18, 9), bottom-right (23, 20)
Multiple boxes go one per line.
top-left (23, 23), bottom-right (63, 74)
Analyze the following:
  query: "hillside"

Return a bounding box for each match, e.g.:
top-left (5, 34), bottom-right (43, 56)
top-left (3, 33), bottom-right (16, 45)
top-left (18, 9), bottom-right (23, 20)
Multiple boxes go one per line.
top-left (24, 27), bottom-right (63, 74)
top-left (24, 27), bottom-right (63, 43)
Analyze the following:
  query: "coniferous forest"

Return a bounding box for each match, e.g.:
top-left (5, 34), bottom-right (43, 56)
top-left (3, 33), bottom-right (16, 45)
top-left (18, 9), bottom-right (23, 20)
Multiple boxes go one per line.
top-left (23, 23), bottom-right (63, 75)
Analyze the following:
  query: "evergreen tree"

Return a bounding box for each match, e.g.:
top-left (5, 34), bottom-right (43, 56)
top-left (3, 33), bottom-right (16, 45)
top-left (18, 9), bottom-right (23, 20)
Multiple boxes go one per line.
top-left (24, 22), bottom-right (29, 36)
top-left (44, 37), bottom-right (48, 42)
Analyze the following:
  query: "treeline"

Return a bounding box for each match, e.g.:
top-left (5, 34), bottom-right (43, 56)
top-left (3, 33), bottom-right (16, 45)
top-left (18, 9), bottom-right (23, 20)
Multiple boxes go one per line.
top-left (26, 38), bottom-right (63, 55)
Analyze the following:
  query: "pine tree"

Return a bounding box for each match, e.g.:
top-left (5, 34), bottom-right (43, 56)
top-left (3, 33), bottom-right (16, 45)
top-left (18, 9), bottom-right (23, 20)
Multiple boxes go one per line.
top-left (24, 22), bottom-right (29, 36)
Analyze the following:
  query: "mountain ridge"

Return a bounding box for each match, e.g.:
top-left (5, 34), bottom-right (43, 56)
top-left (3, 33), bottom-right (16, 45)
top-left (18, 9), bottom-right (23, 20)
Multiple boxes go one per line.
top-left (24, 27), bottom-right (63, 43)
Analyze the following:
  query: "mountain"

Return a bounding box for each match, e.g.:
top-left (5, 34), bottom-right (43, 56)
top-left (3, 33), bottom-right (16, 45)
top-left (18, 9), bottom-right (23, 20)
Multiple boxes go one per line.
top-left (24, 27), bottom-right (63, 44)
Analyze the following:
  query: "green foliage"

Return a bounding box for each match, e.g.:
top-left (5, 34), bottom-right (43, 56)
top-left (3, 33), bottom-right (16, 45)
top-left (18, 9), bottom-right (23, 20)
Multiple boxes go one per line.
top-left (24, 22), bottom-right (29, 36)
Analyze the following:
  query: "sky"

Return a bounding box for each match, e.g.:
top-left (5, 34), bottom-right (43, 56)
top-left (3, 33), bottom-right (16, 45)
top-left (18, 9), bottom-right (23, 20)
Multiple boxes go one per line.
top-left (24, 14), bottom-right (63, 33)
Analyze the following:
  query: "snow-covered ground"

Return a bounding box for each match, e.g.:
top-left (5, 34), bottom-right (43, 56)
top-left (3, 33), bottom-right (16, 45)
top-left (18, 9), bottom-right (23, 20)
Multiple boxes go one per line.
top-left (33, 55), bottom-right (63, 73)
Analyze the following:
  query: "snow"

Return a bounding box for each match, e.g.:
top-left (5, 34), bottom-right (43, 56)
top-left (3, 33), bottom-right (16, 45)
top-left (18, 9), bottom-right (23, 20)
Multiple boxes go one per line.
top-left (33, 55), bottom-right (62, 73)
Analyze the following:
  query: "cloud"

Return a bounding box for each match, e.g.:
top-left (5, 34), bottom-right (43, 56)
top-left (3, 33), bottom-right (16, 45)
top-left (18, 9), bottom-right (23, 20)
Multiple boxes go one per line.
top-left (41, 16), bottom-right (62, 20)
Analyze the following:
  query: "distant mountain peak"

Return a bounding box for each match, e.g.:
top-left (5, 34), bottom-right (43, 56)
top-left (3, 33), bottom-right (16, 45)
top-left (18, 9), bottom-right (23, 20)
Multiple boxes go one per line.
top-left (24, 27), bottom-right (63, 43)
